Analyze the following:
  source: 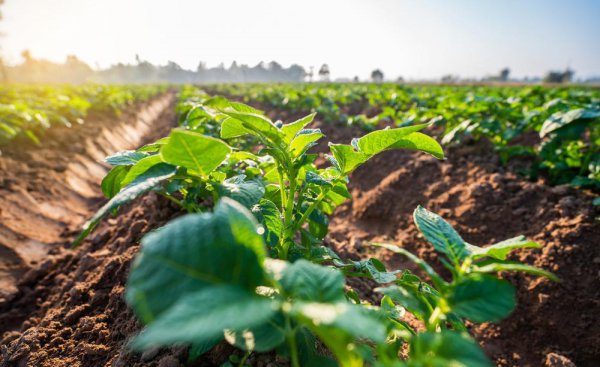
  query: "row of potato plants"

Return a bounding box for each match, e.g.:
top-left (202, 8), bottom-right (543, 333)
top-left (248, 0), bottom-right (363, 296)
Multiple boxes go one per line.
top-left (0, 84), bottom-right (168, 145)
top-left (77, 88), bottom-right (556, 366)
top-left (208, 83), bottom-right (600, 192)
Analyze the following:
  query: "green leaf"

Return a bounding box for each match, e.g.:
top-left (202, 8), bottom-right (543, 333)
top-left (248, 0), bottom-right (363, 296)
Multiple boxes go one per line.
top-left (125, 162), bottom-right (177, 189)
top-left (329, 125), bottom-right (442, 175)
top-left (371, 243), bottom-right (445, 289)
top-left (104, 150), bottom-right (149, 166)
top-left (252, 199), bottom-right (283, 247)
top-left (540, 108), bottom-right (600, 138)
top-left (101, 165), bottom-right (129, 198)
top-left (471, 235), bottom-right (541, 260)
top-left (220, 111), bottom-right (282, 141)
top-left (282, 113), bottom-right (317, 143)
top-left (413, 206), bottom-right (468, 264)
top-left (126, 198), bottom-right (266, 323)
top-left (74, 169), bottom-right (175, 247)
top-left (160, 128), bottom-right (231, 176)
top-left (305, 170), bottom-right (331, 187)
top-left (408, 331), bottom-right (492, 367)
top-left (293, 301), bottom-right (387, 343)
top-left (474, 261), bottom-right (559, 282)
top-left (131, 285), bottom-right (274, 350)
top-left (387, 132), bottom-right (444, 159)
top-left (120, 154), bottom-right (166, 187)
top-left (328, 143), bottom-right (369, 175)
top-left (137, 137), bottom-right (170, 153)
top-left (290, 129), bottom-right (323, 157)
top-left (280, 260), bottom-right (345, 303)
top-left (188, 337), bottom-right (222, 361)
top-left (356, 124), bottom-right (430, 155)
top-left (224, 312), bottom-right (286, 352)
top-left (377, 285), bottom-right (429, 319)
top-left (447, 274), bottom-right (515, 323)
top-left (340, 258), bottom-right (399, 284)
top-left (297, 328), bottom-right (338, 367)
top-left (216, 177), bottom-right (265, 209)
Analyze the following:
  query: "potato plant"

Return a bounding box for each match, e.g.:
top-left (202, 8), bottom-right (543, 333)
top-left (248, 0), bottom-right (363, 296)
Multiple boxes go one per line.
top-left (76, 93), bottom-right (555, 366)
top-left (0, 84), bottom-right (167, 145)
top-left (75, 95), bottom-right (443, 260)
top-left (209, 83), bottom-right (600, 191)
top-left (125, 200), bottom-right (554, 367)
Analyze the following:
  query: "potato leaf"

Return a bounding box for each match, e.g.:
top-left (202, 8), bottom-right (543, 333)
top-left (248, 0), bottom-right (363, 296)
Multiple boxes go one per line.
top-left (216, 177), bottom-right (265, 209)
top-left (447, 274), bottom-right (515, 323)
top-left (74, 169), bottom-right (175, 247)
top-left (126, 198), bottom-right (267, 323)
top-left (131, 285), bottom-right (274, 350)
top-left (160, 128), bottom-right (231, 176)
top-left (413, 206), bottom-right (469, 265)
top-left (104, 150), bottom-right (149, 166)
top-left (280, 259), bottom-right (345, 303)
top-left (470, 235), bottom-right (541, 260)
top-left (281, 113), bottom-right (317, 143)
top-left (540, 108), bottom-right (600, 138)
top-left (409, 331), bottom-right (492, 367)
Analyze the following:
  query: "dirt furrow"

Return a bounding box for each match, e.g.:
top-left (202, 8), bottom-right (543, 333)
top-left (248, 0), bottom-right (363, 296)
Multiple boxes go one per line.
top-left (0, 102), bottom-right (597, 367)
top-left (0, 93), bottom-right (176, 304)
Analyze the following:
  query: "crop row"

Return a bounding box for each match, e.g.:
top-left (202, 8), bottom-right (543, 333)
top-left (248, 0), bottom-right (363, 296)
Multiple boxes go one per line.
top-left (208, 83), bottom-right (600, 191)
top-left (0, 84), bottom-right (168, 145)
top-left (76, 87), bottom-right (555, 366)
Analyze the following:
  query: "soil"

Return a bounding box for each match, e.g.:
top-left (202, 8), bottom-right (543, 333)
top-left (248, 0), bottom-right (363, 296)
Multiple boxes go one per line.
top-left (1, 101), bottom-right (599, 367)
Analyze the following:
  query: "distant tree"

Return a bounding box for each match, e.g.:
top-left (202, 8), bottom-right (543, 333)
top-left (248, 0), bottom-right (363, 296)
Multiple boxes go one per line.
top-left (318, 64), bottom-right (330, 81)
top-left (268, 61), bottom-right (283, 72)
top-left (287, 64), bottom-right (306, 82)
top-left (396, 76), bottom-right (404, 83)
top-left (543, 69), bottom-right (574, 84)
top-left (307, 66), bottom-right (314, 82)
top-left (21, 50), bottom-right (33, 63)
top-left (441, 74), bottom-right (459, 83)
top-left (64, 55), bottom-right (93, 83)
top-left (371, 69), bottom-right (384, 83)
top-left (499, 68), bottom-right (510, 81)
top-left (353, 76), bottom-right (359, 83)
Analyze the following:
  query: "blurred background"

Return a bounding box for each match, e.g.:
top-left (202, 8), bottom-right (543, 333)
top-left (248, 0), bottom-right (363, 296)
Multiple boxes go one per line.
top-left (0, 0), bottom-right (599, 84)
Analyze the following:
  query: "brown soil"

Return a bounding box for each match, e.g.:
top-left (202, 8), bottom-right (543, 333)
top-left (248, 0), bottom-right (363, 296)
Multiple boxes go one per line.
top-left (0, 94), bottom-right (175, 303)
top-left (320, 124), bottom-right (599, 367)
top-left (1, 101), bottom-right (598, 367)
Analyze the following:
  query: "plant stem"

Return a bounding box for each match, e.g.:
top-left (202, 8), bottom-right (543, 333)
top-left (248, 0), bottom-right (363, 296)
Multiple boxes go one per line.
top-left (159, 193), bottom-right (184, 208)
top-left (276, 168), bottom-right (288, 212)
top-left (238, 350), bottom-right (251, 367)
top-left (293, 189), bottom-right (328, 232)
top-left (285, 316), bottom-right (301, 367)
top-left (280, 169), bottom-right (297, 259)
top-left (427, 306), bottom-right (443, 332)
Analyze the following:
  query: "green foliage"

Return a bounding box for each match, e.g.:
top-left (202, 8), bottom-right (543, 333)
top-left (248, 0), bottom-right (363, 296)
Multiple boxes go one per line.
top-left (76, 92), bottom-right (443, 258)
top-left (0, 84), bottom-right (167, 146)
top-left (125, 199), bottom-right (553, 367)
top-left (207, 83), bottom-right (599, 191)
top-left (77, 87), bottom-right (555, 366)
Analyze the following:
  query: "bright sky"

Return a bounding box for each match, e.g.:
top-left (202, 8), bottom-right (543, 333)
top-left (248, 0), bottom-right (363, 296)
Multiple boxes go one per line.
top-left (1, 0), bottom-right (599, 80)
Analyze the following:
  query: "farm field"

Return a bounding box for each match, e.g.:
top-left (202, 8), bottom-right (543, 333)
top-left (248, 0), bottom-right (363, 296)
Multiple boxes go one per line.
top-left (0, 83), bottom-right (598, 367)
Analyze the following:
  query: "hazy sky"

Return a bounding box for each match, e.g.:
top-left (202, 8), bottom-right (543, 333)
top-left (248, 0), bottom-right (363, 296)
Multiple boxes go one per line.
top-left (1, 0), bottom-right (599, 80)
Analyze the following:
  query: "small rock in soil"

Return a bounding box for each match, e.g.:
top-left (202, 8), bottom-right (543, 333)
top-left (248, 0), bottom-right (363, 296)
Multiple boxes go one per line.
top-left (545, 352), bottom-right (576, 367)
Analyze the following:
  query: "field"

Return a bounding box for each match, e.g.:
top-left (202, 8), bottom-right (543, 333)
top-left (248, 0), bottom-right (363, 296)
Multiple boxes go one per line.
top-left (0, 83), bottom-right (598, 367)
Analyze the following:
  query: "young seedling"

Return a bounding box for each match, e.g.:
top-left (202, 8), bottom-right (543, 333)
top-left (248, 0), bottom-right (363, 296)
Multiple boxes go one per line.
top-left (75, 95), bottom-right (445, 260)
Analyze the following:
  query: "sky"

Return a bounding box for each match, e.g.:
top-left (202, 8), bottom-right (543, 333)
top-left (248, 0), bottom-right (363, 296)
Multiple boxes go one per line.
top-left (1, 0), bottom-right (599, 80)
